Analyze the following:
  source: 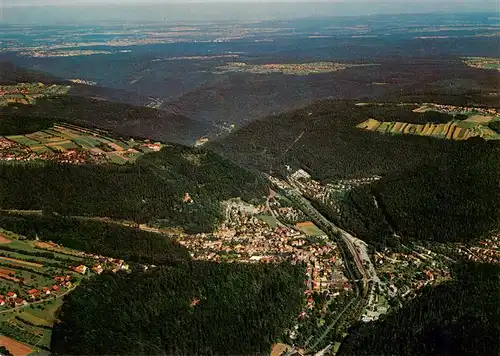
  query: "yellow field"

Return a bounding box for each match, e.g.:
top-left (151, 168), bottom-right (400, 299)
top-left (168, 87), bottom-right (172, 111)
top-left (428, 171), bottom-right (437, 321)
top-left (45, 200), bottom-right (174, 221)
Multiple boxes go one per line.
top-left (392, 122), bottom-right (404, 133)
top-left (452, 127), bottom-right (463, 139)
top-left (412, 105), bottom-right (433, 113)
top-left (356, 118), bottom-right (381, 130)
top-left (465, 115), bottom-right (494, 124)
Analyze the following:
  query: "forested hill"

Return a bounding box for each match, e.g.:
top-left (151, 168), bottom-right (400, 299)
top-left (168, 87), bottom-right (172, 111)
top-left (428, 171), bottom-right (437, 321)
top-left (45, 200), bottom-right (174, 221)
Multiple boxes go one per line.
top-left (0, 61), bottom-right (151, 108)
top-left (0, 145), bottom-right (267, 233)
top-left (0, 96), bottom-right (209, 146)
top-left (209, 100), bottom-right (500, 245)
top-left (323, 140), bottom-right (500, 248)
top-left (207, 100), bottom-right (480, 180)
top-left (338, 263), bottom-right (500, 356)
top-left (0, 61), bottom-right (66, 85)
top-left (51, 261), bottom-right (305, 355)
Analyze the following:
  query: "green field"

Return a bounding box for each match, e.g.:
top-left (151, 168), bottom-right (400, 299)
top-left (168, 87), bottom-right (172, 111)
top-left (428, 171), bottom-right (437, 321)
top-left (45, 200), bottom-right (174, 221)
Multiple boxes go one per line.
top-left (6, 135), bottom-right (40, 147)
top-left (296, 223), bottom-right (325, 236)
top-left (257, 214), bottom-right (279, 228)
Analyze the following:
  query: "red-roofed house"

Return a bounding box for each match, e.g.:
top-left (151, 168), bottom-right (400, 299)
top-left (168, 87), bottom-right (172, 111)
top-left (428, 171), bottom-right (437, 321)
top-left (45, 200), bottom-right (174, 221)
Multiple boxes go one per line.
top-left (0, 300), bottom-right (4, 306)
top-left (7, 292), bottom-right (16, 299)
top-left (74, 265), bottom-right (88, 275)
top-left (51, 285), bottom-right (60, 291)
top-left (14, 298), bottom-right (27, 307)
top-left (27, 289), bottom-right (39, 295)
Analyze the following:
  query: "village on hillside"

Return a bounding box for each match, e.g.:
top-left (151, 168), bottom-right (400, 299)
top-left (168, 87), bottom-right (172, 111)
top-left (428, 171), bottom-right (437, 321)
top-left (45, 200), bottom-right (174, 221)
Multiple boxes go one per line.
top-left (0, 83), bottom-right (70, 107)
top-left (0, 228), bottom-right (150, 354)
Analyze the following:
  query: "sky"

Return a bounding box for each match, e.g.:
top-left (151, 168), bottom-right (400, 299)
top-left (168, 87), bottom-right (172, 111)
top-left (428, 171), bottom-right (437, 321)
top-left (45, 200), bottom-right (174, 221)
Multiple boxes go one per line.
top-left (1, 1), bottom-right (498, 24)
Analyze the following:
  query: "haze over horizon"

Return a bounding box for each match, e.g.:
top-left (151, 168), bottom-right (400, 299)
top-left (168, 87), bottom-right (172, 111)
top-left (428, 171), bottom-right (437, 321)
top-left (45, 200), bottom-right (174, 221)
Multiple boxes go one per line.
top-left (1, 1), bottom-right (499, 24)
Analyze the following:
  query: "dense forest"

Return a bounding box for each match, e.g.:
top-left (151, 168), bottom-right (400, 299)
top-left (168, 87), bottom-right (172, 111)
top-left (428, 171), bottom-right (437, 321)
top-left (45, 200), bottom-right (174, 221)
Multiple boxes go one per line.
top-left (51, 261), bottom-right (305, 355)
top-left (374, 141), bottom-right (500, 243)
top-left (208, 101), bottom-right (478, 180)
top-left (0, 114), bottom-right (59, 136)
top-left (338, 263), bottom-right (500, 356)
top-left (0, 145), bottom-right (267, 233)
top-left (326, 140), bottom-right (500, 247)
top-left (489, 120), bottom-right (500, 134)
top-left (0, 213), bottom-right (190, 264)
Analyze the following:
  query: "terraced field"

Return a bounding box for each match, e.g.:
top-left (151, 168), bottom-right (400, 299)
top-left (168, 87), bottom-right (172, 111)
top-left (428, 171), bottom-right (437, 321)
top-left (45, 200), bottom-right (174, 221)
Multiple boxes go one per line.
top-left (357, 117), bottom-right (500, 141)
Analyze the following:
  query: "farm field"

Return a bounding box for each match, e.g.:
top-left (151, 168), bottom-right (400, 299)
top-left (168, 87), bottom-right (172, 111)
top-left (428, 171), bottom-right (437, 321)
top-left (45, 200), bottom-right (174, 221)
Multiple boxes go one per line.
top-left (463, 57), bottom-right (500, 71)
top-left (1, 122), bottom-right (164, 164)
top-left (357, 117), bottom-right (500, 141)
top-left (0, 335), bottom-right (33, 356)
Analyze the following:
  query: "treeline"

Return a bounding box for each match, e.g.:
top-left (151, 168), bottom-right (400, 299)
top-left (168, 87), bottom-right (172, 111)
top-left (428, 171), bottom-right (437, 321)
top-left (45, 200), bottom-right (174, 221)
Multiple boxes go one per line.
top-left (0, 144), bottom-right (267, 233)
top-left (0, 114), bottom-right (59, 136)
top-left (338, 262), bottom-right (500, 356)
top-left (51, 260), bottom-right (306, 355)
top-left (0, 213), bottom-right (190, 265)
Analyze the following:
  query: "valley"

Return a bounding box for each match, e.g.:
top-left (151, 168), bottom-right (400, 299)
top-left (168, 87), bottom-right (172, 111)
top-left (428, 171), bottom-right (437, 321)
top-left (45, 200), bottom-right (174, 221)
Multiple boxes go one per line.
top-left (0, 7), bottom-right (498, 356)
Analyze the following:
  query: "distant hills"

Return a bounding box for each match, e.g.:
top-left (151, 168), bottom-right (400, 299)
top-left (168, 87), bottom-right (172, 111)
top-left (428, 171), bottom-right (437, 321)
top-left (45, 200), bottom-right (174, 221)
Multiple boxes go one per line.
top-left (0, 61), bottom-right (151, 107)
top-left (162, 57), bottom-right (500, 126)
top-left (0, 62), bottom-right (211, 145)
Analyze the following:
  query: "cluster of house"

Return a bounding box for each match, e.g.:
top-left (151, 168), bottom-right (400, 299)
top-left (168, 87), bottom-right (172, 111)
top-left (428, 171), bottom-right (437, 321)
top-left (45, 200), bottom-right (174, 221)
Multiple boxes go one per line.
top-left (0, 140), bottom-right (109, 165)
top-left (374, 247), bottom-right (451, 299)
top-left (0, 292), bottom-right (28, 308)
top-left (37, 241), bottom-right (134, 274)
top-left (270, 205), bottom-right (307, 225)
top-left (0, 279), bottom-right (64, 307)
top-left (457, 234), bottom-right (499, 264)
top-left (288, 169), bottom-right (381, 215)
top-left (425, 103), bottom-right (498, 116)
top-left (72, 260), bottom-right (129, 276)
